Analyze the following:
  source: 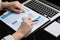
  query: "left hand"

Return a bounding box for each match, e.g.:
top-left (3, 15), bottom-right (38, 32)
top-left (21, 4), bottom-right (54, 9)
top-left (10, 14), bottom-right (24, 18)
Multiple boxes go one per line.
top-left (2, 1), bottom-right (24, 13)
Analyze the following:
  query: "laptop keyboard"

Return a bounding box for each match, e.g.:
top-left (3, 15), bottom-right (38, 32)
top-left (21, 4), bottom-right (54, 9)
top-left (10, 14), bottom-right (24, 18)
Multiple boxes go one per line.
top-left (24, 1), bottom-right (58, 18)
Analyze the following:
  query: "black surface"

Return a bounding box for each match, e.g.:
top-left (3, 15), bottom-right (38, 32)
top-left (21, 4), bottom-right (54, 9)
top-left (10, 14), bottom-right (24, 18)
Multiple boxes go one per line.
top-left (2, 0), bottom-right (27, 3)
top-left (46, 0), bottom-right (60, 7)
top-left (0, 20), bottom-right (15, 39)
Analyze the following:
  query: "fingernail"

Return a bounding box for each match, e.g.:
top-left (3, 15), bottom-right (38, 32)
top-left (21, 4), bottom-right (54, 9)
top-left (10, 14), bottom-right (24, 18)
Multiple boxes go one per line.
top-left (20, 10), bottom-right (24, 13)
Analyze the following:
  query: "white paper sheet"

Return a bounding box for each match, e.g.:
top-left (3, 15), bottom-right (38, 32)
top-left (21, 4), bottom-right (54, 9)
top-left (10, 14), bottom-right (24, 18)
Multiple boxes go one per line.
top-left (0, 5), bottom-right (49, 36)
top-left (44, 21), bottom-right (60, 37)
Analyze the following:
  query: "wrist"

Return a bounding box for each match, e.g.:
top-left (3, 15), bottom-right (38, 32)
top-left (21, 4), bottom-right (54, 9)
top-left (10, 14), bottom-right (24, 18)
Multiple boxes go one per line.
top-left (12, 31), bottom-right (24, 40)
top-left (1, 2), bottom-right (9, 9)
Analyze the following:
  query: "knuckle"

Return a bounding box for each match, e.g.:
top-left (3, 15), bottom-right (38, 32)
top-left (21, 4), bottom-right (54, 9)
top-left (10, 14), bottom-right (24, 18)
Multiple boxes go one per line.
top-left (29, 26), bottom-right (33, 28)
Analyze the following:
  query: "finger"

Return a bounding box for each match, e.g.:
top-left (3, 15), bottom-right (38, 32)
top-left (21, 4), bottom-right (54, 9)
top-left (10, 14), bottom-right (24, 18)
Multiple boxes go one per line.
top-left (15, 2), bottom-right (24, 12)
top-left (30, 22), bottom-right (33, 26)
top-left (23, 17), bottom-right (32, 24)
top-left (27, 21), bottom-right (33, 26)
top-left (14, 1), bottom-right (22, 10)
top-left (29, 26), bottom-right (33, 28)
top-left (28, 20), bottom-right (33, 23)
top-left (26, 17), bottom-right (31, 20)
top-left (15, 6), bottom-right (24, 13)
top-left (12, 8), bottom-right (20, 13)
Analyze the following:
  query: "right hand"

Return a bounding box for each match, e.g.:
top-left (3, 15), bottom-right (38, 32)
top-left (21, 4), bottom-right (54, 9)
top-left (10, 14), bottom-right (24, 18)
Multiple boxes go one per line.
top-left (12, 17), bottom-right (33, 40)
top-left (18, 17), bottom-right (33, 37)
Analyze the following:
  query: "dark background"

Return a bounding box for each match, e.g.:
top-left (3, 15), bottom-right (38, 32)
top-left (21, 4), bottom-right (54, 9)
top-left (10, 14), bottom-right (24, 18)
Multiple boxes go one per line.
top-left (39, 0), bottom-right (60, 10)
top-left (46, 0), bottom-right (60, 6)
top-left (0, 0), bottom-right (60, 40)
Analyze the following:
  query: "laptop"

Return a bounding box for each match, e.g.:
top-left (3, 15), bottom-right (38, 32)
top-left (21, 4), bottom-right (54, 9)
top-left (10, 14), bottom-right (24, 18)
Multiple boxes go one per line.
top-left (23, 0), bottom-right (60, 27)
top-left (0, 0), bottom-right (60, 36)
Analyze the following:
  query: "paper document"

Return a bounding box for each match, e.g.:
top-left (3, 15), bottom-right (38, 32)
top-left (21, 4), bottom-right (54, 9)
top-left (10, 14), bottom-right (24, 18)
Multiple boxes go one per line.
top-left (44, 21), bottom-right (60, 37)
top-left (0, 5), bottom-right (49, 35)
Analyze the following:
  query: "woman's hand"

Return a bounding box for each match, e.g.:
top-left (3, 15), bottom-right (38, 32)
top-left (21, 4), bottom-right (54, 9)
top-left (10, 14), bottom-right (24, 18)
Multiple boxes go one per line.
top-left (12, 17), bottom-right (33, 40)
top-left (18, 17), bottom-right (33, 36)
top-left (2, 1), bottom-right (24, 13)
